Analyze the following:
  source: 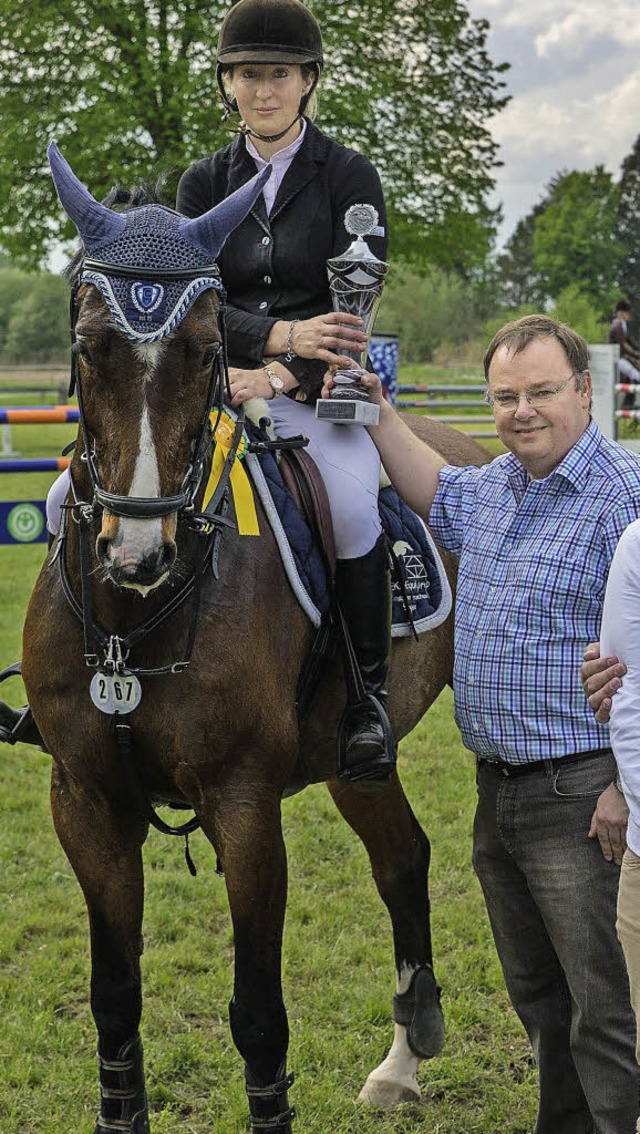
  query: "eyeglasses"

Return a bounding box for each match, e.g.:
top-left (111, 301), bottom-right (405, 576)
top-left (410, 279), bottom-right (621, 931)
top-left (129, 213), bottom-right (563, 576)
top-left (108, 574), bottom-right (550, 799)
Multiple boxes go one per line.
top-left (484, 376), bottom-right (577, 411)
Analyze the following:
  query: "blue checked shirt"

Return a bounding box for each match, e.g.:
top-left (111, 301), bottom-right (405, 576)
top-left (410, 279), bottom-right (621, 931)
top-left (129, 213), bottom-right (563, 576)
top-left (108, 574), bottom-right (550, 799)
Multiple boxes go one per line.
top-left (429, 420), bottom-right (640, 762)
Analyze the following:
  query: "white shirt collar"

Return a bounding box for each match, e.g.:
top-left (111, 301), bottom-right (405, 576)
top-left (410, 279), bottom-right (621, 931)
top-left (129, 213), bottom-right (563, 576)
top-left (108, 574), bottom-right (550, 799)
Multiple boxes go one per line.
top-left (245, 118), bottom-right (307, 167)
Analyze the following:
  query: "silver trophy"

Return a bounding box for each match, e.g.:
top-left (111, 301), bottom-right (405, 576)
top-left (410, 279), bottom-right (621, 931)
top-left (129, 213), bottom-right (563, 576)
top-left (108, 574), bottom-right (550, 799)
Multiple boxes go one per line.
top-left (316, 203), bottom-right (389, 426)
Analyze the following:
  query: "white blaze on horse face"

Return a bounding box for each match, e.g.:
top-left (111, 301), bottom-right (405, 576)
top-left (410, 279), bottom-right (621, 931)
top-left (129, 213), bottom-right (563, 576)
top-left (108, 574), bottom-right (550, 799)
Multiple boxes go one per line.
top-left (133, 341), bottom-right (166, 376)
top-left (110, 399), bottom-right (165, 592)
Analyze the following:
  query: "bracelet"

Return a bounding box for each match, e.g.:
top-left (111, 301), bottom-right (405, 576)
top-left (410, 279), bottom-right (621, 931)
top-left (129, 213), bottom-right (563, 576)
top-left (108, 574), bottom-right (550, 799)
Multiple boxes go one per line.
top-left (284, 319), bottom-right (299, 363)
top-left (615, 771), bottom-right (624, 793)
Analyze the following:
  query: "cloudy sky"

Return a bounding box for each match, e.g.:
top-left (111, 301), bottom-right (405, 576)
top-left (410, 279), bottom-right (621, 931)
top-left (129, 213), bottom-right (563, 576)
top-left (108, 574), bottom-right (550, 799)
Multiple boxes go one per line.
top-left (467, 0), bottom-right (640, 245)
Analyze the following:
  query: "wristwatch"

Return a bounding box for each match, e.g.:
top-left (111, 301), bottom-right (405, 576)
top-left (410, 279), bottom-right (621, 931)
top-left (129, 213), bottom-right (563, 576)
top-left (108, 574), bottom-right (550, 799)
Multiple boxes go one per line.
top-left (263, 365), bottom-right (284, 398)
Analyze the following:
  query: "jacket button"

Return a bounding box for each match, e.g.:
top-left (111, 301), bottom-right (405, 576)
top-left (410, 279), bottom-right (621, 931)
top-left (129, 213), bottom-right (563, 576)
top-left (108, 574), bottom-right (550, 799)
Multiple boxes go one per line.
top-left (263, 275), bottom-right (272, 284)
top-left (259, 301), bottom-right (268, 309)
top-left (261, 236), bottom-right (270, 245)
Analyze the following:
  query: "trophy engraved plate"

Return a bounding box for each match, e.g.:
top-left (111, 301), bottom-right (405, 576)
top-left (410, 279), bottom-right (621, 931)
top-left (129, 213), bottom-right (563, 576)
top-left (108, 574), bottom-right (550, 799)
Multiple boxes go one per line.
top-left (316, 203), bottom-right (389, 426)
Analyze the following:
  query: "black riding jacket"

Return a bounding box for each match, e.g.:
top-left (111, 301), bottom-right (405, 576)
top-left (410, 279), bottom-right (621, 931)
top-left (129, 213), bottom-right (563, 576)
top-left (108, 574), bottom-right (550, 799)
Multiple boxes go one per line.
top-left (176, 119), bottom-right (387, 403)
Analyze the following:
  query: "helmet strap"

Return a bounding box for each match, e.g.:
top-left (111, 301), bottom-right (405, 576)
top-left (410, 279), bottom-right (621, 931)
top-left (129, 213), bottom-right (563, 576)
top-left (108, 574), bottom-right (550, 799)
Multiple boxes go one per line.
top-left (237, 113), bottom-right (302, 143)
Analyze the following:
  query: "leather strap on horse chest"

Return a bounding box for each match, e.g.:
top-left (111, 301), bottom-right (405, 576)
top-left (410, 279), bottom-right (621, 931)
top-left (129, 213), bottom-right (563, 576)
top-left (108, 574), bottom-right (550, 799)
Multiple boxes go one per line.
top-left (114, 721), bottom-right (200, 839)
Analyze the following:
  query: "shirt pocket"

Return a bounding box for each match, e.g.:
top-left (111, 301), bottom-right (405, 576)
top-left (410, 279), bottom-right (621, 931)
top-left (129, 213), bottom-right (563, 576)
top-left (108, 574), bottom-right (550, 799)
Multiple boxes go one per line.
top-left (509, 547), bottom-right (605, 635)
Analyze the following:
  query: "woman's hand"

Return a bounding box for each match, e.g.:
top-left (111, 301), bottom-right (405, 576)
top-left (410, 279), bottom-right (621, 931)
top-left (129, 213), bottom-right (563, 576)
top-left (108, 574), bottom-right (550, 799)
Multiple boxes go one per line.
top-left (289, 313), bottom-right (367, 365)
top-left (228, 367), bottom-right (273, 407)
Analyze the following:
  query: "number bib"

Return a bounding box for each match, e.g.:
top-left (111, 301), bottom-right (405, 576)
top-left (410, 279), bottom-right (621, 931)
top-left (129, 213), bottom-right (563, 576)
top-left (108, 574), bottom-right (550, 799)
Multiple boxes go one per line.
top-left (90, 671), bottom-right (143, 715)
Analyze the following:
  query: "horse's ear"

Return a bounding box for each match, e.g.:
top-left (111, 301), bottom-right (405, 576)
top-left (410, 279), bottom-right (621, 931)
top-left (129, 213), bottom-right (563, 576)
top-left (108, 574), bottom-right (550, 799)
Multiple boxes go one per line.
top-left (179, 163), bottom-right (272, 260)
top-left (48, 141), bottom-right (127, 251)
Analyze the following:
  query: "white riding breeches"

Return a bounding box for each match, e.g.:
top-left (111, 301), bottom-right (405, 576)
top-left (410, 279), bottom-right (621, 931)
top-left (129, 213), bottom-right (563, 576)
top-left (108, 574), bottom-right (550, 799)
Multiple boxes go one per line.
top-left (267, 396), bottom-right (381, 559)
top-left (47, 467), bottom-right (71, 535)
top-left (618, 358), bottom-right (640, 384)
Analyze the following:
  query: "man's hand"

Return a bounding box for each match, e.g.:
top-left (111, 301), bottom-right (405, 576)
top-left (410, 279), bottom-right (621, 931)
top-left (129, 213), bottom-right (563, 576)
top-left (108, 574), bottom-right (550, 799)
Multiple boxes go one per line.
top-left (321, 368), bottom-right (385, 405)
top-left (581, 642), bottom-right (626, 724)
top-left (588, 782), bottom-right (629, 864)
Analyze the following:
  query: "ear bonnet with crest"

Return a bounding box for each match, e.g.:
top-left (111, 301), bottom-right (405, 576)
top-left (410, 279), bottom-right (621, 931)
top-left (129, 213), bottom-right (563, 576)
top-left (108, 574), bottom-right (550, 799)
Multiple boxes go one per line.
top-left (48, 141), bottom-right (271, 343)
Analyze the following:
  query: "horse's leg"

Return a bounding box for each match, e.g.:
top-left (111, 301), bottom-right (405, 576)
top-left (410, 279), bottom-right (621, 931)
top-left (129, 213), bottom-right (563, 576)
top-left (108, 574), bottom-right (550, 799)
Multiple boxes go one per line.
top-left (327, 777), bottom-right (445, 1108)
top-left (50, 763), bottom-right (150, 1134)
top-left (198, 782), bottom-right (294, 1134)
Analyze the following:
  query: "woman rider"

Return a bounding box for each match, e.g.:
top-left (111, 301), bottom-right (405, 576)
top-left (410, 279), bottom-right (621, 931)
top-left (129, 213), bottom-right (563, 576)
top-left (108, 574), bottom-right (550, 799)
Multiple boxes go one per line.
top-left (177, 0), bottom-right (394, 785)
top-left (1, 0), bottom-right (395, 786)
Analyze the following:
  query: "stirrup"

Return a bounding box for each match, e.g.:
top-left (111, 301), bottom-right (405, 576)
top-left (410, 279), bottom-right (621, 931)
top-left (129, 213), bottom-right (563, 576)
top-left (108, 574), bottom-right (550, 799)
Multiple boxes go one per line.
top-left (337, 694), bottom-right (396, 786)
top-left (0, 662), bottom-right (47, 750)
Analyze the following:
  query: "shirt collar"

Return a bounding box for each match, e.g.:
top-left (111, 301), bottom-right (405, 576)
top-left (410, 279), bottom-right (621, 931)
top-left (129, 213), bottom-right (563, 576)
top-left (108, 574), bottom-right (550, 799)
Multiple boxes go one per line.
top-left (501, 418), bottom-right (602, 494)
top-left (245, 119), bottom-right (307, 167)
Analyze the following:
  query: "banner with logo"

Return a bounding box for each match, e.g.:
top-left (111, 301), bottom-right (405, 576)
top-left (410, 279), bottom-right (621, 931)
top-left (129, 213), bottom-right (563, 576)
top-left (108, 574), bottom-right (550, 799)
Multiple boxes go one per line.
top-left (0, 501), bottom-right (47, 545)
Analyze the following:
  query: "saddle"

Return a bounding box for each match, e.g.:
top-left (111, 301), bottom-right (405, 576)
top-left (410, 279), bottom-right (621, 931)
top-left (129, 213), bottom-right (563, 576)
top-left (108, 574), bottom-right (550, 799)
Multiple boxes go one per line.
top-left (278, 447), bottom-right (336, 581)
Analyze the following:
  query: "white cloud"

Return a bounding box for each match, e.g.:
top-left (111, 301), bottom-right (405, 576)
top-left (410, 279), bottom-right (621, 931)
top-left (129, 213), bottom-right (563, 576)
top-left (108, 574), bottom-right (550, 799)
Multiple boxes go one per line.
top-left (476, 0), bottom-right (640, 45)
top-left (535, 5), bottom-right (640, 57)
top-left (493, 71), bottom-right (640, 165)
top-left (467, 0), bottom-right (640, 240)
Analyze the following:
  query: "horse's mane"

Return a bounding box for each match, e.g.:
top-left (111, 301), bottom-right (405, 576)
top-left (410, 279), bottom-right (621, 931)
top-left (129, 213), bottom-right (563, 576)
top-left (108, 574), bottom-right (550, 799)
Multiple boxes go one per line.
top-left (64, 179), bottom-right (171, 287)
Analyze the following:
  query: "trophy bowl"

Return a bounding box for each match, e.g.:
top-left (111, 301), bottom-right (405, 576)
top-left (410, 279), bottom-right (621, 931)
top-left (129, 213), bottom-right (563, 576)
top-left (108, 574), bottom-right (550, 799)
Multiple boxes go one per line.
top-left (316, 204), bottom-right (389, 426)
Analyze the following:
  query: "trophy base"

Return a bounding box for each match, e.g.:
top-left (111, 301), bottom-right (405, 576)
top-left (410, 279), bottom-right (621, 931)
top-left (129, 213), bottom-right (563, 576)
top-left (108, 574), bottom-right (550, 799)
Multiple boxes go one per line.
top-left (315, 398), bottom-right (380, 426)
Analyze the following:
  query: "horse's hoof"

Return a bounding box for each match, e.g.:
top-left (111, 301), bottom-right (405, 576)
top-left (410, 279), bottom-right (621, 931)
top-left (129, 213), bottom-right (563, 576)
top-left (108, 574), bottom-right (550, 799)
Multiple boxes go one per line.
top-left (358, 1076), bottom-right (422, 1108)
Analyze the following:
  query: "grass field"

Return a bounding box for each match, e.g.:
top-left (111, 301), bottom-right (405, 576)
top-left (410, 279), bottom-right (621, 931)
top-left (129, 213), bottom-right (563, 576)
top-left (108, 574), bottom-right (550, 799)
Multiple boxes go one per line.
top-left (0, 367), bottom-right (538, 1133)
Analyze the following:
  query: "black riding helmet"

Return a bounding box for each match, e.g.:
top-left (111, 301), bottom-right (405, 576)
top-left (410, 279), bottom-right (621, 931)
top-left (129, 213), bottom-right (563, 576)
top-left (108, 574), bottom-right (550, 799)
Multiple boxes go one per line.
top-left (216, 0), bottom-right (324, 134)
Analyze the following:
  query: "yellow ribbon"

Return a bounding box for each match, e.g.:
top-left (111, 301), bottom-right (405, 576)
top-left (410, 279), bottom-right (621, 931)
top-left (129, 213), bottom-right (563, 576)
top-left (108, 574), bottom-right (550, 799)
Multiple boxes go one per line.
top-left (202, 412), bottom-right (259, 535)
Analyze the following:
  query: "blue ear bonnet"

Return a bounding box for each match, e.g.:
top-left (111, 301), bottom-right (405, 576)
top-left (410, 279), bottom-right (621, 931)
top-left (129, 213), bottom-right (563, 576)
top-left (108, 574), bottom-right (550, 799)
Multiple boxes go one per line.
top-left (47, 140), bottom-right (271, 343)
top-left (80, 204), bottom-right (225, 343)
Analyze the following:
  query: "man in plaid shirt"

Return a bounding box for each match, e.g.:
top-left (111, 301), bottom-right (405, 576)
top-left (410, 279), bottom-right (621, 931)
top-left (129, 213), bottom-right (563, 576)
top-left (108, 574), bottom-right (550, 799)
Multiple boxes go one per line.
top-left (324, 314), bottom-right (640, 1133)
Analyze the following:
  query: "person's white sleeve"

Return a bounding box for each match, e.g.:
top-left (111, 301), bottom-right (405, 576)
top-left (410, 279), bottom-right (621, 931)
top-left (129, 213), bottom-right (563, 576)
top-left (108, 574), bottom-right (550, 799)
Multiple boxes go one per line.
top-left (600, 518), bottom-right (640, 854)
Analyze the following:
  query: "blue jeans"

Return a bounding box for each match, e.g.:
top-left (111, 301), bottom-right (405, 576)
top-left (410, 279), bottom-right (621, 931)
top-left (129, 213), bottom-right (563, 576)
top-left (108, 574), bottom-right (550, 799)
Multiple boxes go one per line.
top-left (473, 752), bottom-right (639, 1134)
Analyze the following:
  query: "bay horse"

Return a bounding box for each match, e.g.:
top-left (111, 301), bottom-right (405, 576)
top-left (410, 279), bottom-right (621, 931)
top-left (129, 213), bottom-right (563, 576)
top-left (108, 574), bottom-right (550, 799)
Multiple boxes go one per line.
top-left (21, 143), bottom-right (489, 1134)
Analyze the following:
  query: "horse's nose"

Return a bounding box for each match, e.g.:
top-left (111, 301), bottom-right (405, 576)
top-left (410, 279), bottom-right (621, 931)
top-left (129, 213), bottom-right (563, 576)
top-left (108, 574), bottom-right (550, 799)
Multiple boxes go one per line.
top-left (97, 535), bottom-right (177, 587)
top-left (132, 544), bottom-right (177, 585)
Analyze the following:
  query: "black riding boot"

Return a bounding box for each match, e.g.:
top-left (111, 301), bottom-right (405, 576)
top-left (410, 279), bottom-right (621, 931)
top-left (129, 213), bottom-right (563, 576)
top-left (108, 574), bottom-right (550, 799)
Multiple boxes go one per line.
top-left (0, 534), bottom-right (54, 750)
top-left (335, 534), bottom-right (396, 785)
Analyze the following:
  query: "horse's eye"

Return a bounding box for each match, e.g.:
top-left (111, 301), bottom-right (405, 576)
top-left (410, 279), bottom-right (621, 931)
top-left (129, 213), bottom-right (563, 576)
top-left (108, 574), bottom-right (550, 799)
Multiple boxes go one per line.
top-left (76, 343), bottom-right (93, 366)
top-left (201, 346), bottom-right (217, 370)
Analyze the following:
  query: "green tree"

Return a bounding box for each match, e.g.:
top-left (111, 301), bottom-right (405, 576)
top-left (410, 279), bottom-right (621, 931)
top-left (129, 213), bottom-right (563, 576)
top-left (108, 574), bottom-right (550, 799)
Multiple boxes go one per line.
top-left (0, 0), bottom-right (508, 271)
top-left (376, 266), bottom-right (479, 362)
top-left (495, 197), bottom-right (549, 309)
top-left (0, 269), bottom-right (34, 351)
top-left (533, 168), bottom-right (623, 312)
top-left (616, 133), bottom-right (640, 331)
top-left (3, 274), bottom-right (69, 362)
top-left (548, 284), bottom-right (608, 343)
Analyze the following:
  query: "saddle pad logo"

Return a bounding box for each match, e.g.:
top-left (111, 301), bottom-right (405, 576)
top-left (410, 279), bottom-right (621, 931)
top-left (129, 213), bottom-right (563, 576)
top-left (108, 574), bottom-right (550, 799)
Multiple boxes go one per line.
top-left (131, 282), bottom-right (164, 313)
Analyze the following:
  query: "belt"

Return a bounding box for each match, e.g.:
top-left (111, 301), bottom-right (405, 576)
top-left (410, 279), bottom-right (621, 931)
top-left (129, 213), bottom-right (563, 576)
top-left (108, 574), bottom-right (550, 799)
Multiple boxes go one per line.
top-left (477, 747), bottom-right (613, 778)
